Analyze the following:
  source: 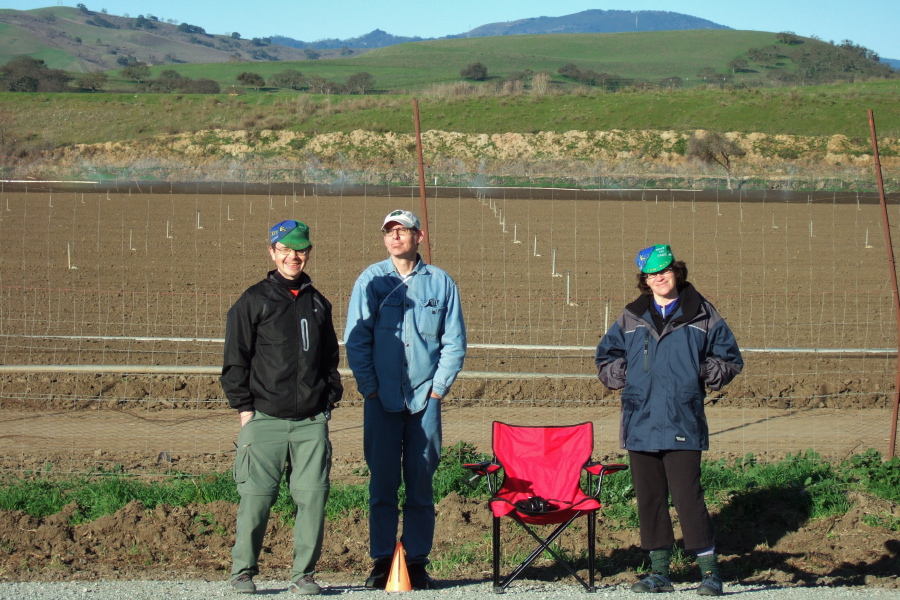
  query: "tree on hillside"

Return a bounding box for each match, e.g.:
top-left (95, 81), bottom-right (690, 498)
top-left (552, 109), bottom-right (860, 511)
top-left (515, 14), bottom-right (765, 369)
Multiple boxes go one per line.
top-left (789, 40), bottom-right (892, 83)
top-left (181, 78), bottom-right (220, 94)
top-left (558, 63), bottom-right (581, 79)
top-left (687, 131), bottom-right (746, 189)
top-left (134, 15), bottom-right (156, 29)
top-left (776, 31), bottom-right (803, 45)
top-left (148, 69), bottom-right (185, 93)
top-left (747, 45), bottom-right (783, 69)
top-left (74, 71), bottom-right (107, 92)
top-left (305, 75), bottom-right (340, 94)
top-left (122, 62), bottom-right (151, 83)
top-left (178, 23), bottom-right (206, 35)
top-left (0, 56), bottom-right (71, 92)
top-left (727, 58), bottom-right (749, 73)
top-left (346, 72), bottom-right (375, 94)
top-left (305, 75), bottom-right (326, 93)
top-left (461, 62), bottom-right (488, 81)
top-left (237, 71), bottom-right (265, 90)
top-left (530, 72), bottom-right (551, 95)
top-left (304, 48), bottom-right (321, 60)
top-left (696, 67), bottom-right (732, 86)
top-left (268, 69), bottom-right (304, 90)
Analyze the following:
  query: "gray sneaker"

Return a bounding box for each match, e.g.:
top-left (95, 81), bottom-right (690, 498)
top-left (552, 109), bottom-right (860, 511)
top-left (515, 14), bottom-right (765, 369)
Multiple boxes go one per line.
top-left (230, 573), bottom-right (256, 594)
top-left (697, 572), bottom-right (723, 596)
top-left (631, 573), bottom-right (674, 593)
top-left (288, 574), bottom-right (322, 595)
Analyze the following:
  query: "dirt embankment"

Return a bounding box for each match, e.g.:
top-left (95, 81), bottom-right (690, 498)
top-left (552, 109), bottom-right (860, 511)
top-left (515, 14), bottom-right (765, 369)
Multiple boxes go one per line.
top-left (40, 128), bottom-right (898, 185)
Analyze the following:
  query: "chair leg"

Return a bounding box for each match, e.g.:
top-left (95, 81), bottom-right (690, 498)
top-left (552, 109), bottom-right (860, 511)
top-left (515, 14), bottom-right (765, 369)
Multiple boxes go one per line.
top-left (493, 516), bottom-right (503, 593)
top-left (498, 513), bottom-right (595, 593)
top-left (588, 510), bottom-right (597, 592)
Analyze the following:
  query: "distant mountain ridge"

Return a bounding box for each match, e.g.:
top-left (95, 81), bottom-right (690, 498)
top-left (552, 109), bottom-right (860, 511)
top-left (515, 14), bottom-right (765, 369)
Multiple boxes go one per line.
top-left (271, 29), bottom-right (424, 50)
top-left (275, 9), bottom-right (729, 50)
top-left (451, 9), bottom-right (729, 38)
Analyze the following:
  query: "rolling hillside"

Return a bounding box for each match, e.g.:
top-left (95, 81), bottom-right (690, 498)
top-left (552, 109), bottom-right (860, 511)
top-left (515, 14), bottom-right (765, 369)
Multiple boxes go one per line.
top-left (0, 7), bottom-right (893, 93)
top-left (106, 29), bottom-right (890, 94)
top-left (0, 6), bottom-right (318, 71)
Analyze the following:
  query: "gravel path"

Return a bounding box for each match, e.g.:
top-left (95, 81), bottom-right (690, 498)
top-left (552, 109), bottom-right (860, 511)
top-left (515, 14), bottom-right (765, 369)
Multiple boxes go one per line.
top-left (1, 580), bottom-right (898, 600)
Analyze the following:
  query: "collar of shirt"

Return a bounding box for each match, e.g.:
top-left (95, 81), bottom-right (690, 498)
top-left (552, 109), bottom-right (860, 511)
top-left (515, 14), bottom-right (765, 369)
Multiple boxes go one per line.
top-left (654, 297), bottom-right (680, 319)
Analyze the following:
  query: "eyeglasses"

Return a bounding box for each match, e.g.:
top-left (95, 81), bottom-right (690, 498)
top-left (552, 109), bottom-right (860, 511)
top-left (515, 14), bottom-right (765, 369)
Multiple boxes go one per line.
top-left (382, 226), bottom-right (415, 237)
top-left (273, 245), bottom-right (310, 257)
top-left (643, 267), bottom-right (673, 281)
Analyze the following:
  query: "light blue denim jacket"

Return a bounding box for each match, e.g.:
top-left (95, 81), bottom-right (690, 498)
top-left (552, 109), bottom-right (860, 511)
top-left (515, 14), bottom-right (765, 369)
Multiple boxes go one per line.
top-left (344, 256), bottom-right (466, 413)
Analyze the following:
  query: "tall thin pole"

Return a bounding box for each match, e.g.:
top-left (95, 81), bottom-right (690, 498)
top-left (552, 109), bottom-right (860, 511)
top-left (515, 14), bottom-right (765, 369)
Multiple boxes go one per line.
top-left (869, 109), bottom-right (900, 459)
top-left (412, 99), bottom-right (432, 265)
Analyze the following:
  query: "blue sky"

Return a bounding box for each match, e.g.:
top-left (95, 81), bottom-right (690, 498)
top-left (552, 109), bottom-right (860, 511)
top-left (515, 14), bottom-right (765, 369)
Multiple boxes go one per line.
top-left (7, 1), bottom-right (900, 59)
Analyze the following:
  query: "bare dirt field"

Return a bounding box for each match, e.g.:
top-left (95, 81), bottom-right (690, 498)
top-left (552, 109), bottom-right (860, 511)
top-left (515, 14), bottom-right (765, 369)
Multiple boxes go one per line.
top-left (0, 187), bottom-right (898, 586)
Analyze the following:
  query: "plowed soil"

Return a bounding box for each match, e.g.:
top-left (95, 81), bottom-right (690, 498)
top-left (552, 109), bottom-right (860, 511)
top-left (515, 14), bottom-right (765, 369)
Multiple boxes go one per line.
top-left (0, 188), bottom-right (899, 586)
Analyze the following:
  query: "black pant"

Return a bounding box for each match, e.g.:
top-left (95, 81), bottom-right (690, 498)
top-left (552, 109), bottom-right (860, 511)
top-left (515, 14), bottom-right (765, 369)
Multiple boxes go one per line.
top-left (628, 449), bottom-right (715, 551)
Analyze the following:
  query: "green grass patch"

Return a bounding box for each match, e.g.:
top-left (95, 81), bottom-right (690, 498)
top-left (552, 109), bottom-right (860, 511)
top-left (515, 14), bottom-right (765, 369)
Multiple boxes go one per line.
top-left (2, 80), bottom-right (898, 152)
top-left (2, 448), bottom-right (899, 532)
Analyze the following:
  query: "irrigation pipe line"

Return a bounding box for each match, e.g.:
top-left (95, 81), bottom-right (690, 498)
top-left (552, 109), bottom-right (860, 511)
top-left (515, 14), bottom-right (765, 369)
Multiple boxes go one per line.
top-left (0, 365), bottom-right (598, 379)
top-left (2, 334), bottom-right (897, 355)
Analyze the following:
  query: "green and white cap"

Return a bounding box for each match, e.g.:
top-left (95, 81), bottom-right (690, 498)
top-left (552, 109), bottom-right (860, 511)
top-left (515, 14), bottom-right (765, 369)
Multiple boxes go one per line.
top-left (635, 244), bottom-right (674, 274)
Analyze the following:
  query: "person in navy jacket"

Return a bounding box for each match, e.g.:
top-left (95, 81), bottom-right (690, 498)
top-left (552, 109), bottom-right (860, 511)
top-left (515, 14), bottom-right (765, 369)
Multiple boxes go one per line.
top-left (596, 244), bottom-right (742, 597)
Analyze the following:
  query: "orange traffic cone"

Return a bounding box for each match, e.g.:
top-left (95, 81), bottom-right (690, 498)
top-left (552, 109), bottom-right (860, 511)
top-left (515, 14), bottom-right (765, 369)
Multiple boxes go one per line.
top-left (384, 541), bottom-right (412, 592)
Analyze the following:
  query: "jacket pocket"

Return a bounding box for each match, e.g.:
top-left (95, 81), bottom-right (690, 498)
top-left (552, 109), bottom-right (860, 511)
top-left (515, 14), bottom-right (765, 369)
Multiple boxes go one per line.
top-left (376, 293), bottom-right (403, 331)
top-left (416, 298), bottom-right (446, 338)
top-left (233, 443), bottom-right (251, 484)
top-left (620, 394), bottom-right (639, 447)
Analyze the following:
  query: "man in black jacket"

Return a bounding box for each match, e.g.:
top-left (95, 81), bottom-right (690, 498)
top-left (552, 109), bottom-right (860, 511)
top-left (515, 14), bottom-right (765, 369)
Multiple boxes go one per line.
top-left (221, 220), bottom-right (342, 595)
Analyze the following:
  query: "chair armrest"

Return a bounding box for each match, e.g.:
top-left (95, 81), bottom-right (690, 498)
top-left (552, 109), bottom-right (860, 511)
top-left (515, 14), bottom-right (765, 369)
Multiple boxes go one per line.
top-left (463, 461), bottom-right (501, 476)
top-left (462, 461), bottom-right (502, 492)
top-left (584, 462), bottom-right (629, 477)
top-left (583, 462), bottom-right (629, 499)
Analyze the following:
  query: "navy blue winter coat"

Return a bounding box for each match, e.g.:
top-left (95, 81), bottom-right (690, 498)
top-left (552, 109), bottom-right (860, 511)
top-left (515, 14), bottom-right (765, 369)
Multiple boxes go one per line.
top-left (595, 282), bottom-right (742, 452)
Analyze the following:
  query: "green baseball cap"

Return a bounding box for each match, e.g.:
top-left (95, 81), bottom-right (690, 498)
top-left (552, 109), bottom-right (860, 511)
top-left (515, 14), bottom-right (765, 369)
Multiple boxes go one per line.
top-left (270, 220), bottom-right (311, 250)
top-left (635, 244), bottom-right (674, 274)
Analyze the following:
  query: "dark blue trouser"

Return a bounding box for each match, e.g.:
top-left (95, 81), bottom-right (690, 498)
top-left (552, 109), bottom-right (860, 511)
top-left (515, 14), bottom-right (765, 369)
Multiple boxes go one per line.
top-left (364, 397), bottom-right (442, 563)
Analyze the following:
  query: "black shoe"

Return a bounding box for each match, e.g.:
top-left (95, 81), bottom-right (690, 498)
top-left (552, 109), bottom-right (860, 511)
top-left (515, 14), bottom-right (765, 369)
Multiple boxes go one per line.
top-left (365, 558), bottom-right (392, 590)
top-left (407, 562), bottom-right (438, 590)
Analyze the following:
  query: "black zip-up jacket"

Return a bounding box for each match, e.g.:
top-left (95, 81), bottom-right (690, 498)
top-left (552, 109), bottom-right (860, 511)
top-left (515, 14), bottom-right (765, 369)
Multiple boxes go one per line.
top-left (221, 271), bottom-right (343, 420)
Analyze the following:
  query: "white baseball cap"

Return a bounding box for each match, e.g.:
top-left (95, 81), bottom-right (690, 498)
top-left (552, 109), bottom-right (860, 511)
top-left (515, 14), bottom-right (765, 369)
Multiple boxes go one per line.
top-left (382, 209), bottom-right (421, 231)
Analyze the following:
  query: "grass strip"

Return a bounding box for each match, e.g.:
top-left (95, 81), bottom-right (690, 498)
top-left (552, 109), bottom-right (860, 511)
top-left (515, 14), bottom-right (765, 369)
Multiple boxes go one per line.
top-left (1, 446), bottom-right (897, 531)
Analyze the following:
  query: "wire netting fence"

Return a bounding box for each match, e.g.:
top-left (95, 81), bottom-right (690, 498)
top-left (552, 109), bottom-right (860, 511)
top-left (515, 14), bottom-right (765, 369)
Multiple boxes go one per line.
top-left (0, 177), bottom-right (898, 478)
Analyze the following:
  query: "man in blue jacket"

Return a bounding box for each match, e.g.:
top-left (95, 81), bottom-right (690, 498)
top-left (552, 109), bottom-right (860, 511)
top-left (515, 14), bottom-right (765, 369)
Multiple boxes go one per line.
top-left (221, 220), bottom-right (342, 595)
top-left (596, 244), bottom-right (742, 597)
top-left (344, 209), bottom-right (466, 590)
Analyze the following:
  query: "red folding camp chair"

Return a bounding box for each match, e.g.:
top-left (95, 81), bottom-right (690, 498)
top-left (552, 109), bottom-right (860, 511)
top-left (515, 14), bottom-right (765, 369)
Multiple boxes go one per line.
top-left (463, 421), bottom-right (628, 593)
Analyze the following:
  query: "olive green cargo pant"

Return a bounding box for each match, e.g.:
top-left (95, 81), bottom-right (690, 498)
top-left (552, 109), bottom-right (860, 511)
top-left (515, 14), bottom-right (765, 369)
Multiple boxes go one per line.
top-left (230, 411), bottom-right (331, 582)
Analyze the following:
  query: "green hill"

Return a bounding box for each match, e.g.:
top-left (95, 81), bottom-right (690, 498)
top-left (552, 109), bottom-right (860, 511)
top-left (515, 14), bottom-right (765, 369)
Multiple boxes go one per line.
top-left (348, 30), bottom-right (786, 85)
top-left (122, 29), bottom-right (892, 93)
top-left (0, 12), bottom-right (892, 93)
top-left (0, 6), bottom-right (315, 71)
